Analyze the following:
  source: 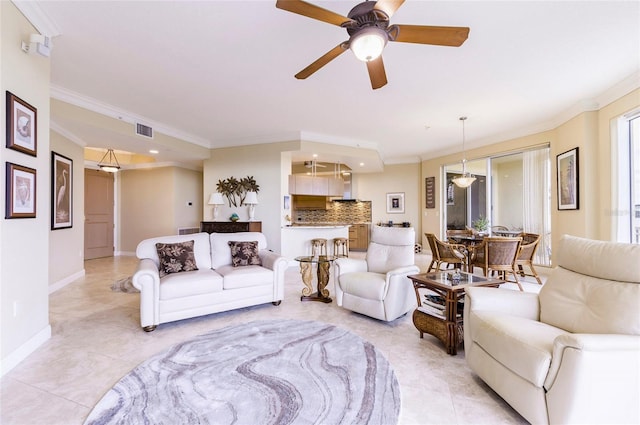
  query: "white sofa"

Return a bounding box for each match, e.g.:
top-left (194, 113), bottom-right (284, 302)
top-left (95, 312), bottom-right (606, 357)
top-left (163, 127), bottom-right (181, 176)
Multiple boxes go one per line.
top-left (334, 226), bottom-right (420, 321)
top-left (464, 234), bottom-right (640, 424)
top-left (132, 232), bottom-right (286, 331)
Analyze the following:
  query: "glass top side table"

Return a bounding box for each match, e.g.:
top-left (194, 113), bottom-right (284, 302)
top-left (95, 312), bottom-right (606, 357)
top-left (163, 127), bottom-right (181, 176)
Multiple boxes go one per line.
top-left (294, 255), bottom-right (337, 303)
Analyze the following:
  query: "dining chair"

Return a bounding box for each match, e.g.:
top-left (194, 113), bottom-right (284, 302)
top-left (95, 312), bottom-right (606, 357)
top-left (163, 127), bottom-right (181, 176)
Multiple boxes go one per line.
top-left (470, 237), bottom-right (523, 290)
top-left (515, 232), bottom-right (543, 284)
top-left (425, 233), bottom-right (467, 272)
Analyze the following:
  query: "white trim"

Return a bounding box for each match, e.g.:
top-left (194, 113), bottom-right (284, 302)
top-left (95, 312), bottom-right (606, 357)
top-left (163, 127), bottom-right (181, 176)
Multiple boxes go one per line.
top-left (12, 1), bottom-right (61, 37)
top-left (116, 251), bottom-right (136, 257)
top-left (50, 121), bottom-right (87, 147)
top-left (50, 85), bottom-right (212, 148)
top-left (48, 270), bottom-right (85, 294)
top-left (1, 325), bottom-right (51, 377)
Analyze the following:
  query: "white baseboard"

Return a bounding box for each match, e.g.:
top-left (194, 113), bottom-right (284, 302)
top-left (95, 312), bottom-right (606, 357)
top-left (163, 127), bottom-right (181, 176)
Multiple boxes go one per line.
top-left (1, 325), bottom-right (51, 377)
top-left (49, 269), bottom-right (85, 294)
top-left (116, 251), bottom-right (136, 257)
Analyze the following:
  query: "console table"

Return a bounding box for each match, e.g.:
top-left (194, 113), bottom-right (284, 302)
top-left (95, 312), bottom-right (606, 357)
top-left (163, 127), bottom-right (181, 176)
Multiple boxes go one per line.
top-left (200, 221), bottom-right (262, 233)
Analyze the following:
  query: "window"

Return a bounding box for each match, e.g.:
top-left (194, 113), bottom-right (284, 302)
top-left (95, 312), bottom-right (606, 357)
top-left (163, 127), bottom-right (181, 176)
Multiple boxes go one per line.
top-left (614, 111), bottom-right (640, 243)
top-left (444, 145), bottom-right (551, 265)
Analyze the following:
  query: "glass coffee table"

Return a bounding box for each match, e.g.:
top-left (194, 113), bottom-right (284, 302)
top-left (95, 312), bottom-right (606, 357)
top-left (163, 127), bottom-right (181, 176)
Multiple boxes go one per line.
top-left (408, 271), bottom-right (502, 355)
top-left (294, 255), bottom-right (337, 303)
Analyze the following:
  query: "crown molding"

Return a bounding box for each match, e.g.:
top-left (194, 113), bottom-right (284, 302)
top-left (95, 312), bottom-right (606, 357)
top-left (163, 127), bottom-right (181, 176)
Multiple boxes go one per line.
top-left (50, 120), bottom-right (87, 147)
top-left (12, 1), bottom-right (61, 36)
top-left (50, 85), bottom-right (212, 149)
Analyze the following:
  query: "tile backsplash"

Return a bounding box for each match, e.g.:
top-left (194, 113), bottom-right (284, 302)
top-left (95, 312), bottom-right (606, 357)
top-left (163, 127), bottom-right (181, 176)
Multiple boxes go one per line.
top-left (295, 201), bottom-right (372, 223)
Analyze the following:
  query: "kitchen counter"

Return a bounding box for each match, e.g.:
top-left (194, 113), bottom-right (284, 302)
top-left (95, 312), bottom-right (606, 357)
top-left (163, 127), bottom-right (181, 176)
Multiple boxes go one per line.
top-left (281, 225), bottom-right (350, 264)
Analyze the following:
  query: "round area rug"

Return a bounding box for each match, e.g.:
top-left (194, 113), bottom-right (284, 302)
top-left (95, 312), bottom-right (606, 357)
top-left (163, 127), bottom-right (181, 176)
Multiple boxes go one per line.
top-left (84, 319), bottom-right (401, 425)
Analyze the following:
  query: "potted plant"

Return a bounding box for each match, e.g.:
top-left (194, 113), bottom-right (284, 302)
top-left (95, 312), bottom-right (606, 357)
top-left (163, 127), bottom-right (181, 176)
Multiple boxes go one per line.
top-left (472, 215), bottom-right (489, 235)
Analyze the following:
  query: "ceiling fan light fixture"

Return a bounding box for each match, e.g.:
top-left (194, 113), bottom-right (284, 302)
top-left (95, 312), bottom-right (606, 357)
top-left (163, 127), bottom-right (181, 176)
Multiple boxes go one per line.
top-left (350, 27), bottom-right (387, 62)
top-left (98, 148), bottom-right (121, 173)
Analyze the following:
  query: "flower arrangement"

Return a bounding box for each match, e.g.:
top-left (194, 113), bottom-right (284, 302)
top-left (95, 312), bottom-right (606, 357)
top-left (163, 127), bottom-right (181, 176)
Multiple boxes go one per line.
top-left (229, 213), bottom-right (239, 222)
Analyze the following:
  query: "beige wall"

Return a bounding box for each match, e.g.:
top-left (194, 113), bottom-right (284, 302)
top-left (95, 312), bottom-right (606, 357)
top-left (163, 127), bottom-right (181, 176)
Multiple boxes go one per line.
top-left (203, 142), bottom-right (297, 253)
top-left (356, 163), bottom-right (422, 242)
top-left (1, 1), bottom-right (52, 373)
top-left (421, 89), bottom-right (640, 263)
top-left (118, 167), bottom-right (203, 253)
top-left (49, 131), bottom-right (85, 288)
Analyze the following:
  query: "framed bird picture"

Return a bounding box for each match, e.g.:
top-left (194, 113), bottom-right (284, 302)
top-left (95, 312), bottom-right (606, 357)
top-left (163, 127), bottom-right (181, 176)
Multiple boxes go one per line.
top-left (51, 151), bottom-right (73, 229)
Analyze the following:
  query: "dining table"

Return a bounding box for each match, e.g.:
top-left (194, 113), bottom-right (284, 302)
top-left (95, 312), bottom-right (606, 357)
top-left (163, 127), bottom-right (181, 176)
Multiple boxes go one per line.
top-left (447, 235), bottom-right (486, 271)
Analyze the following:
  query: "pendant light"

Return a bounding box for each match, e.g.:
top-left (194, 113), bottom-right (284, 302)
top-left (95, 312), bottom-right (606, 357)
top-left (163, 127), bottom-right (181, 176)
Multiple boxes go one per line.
top-left (98, 148), bottom-right (121, 173)
top-left (452, 116), bottom-right (476, 188)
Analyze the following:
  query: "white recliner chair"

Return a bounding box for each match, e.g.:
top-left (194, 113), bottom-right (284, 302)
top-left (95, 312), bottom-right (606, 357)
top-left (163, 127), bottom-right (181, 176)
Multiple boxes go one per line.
top-left (464, 234), bottom-right (640, 425)
top-left (334, 226), bottom-right (420, 321)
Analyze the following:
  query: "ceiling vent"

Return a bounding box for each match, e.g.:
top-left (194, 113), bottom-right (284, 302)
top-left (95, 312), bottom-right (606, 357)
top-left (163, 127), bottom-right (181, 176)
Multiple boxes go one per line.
top-left (135, 123), bottom-right (153, 138)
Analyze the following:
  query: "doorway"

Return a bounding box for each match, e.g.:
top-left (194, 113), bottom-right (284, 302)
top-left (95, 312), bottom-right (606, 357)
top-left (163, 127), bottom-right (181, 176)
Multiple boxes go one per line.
top-left (84, 169), bottom-right (114, 259)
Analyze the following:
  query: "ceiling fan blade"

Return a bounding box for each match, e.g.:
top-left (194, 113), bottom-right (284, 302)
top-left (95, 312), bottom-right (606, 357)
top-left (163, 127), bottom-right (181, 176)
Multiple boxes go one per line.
top-left (392, 24), bottom-right (470, 46)
top-left (374, 0), bottom-right (405, 18)
top-left (366, 56), bottom-right (387, 90)
top-left (295, 43), bottom-right (348, 80)
top-left (276, 0), bottom-right (354, 27)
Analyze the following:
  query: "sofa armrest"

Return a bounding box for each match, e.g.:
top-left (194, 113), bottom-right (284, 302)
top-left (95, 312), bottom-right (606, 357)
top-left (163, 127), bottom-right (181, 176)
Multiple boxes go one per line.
top-left (335, 258), bottom-right (367, 276)
top-left (259, 249), bottom-right (287, 271)
top-left (465, 286), bottom-right (540, 320)
top-left (385, 265), bottom-right (421, 280)
top-left (544, 333), bottom-right (640, 424)
top-left (132, 258), bottom-right (160, 329)
top-left (259, 250), bottom-right (287, 302)
top-left (545, 333), bottom-right (640, 389)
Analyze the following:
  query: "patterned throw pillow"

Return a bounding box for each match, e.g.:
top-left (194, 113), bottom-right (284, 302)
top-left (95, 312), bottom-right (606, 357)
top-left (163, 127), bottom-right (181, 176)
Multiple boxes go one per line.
top-left (156, 240), bottom-right (198, 277)
top-left (228, 241), bottom-right (262, 267)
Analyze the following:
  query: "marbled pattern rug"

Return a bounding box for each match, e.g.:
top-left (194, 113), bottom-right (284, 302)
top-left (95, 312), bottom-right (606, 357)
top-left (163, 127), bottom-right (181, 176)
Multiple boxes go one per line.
top-left (84, 319), bottom-right (401, 425)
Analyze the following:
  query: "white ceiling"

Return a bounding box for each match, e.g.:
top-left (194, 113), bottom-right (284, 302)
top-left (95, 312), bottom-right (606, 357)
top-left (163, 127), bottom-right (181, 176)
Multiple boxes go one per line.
top-left (19, 0), bottom-right (640, 171)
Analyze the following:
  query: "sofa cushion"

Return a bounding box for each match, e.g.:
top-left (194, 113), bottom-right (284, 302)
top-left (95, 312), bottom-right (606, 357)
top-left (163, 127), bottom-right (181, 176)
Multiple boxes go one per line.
top-left (365, 226), bottom-right (415, 274)
top-left (338, 272), bottom-right (387, 300)
top-left (156, 240), bottom-right (199, 277)
top-left (211, 232), bottom-right (268, 269)
top-left (136, 232), bottom-right (212, 270)
top-left (214, 264), bottom-right (274, 289)
top-left (540, 268), bottom-right (640, 335)
top-left (228, 240), bottom-right (262, 267)
top-left (540, 236), bottom-right (640, 335)
top-left (470, 310), bottom-right (568, 387)
top-left (159, 269), bottom-right (223, 300)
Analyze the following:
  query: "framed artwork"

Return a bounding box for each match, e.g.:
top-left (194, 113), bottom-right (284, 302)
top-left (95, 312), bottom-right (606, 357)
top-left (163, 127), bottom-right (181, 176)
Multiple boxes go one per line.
top-left (51, 151), bottom-right (73, 229)
top-left (5, 162), bottom-right (36, 219)
top-left (283, 195), bottom-right (290, 210)
top-left (425, 176), bottom-right (435, 209)
top-left (557, 147), bottom-right (579, 210)
top-left (386, 192), bottom-right (405, 214)
top-left (6, 91), bottom-right (37, 156)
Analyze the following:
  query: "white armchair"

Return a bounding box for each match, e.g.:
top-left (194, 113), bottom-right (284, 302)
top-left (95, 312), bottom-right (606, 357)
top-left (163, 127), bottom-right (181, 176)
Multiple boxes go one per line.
top-left (464, 234), bottom-right (640, 424)
top-left (334, 226), bottom-right (420, 321)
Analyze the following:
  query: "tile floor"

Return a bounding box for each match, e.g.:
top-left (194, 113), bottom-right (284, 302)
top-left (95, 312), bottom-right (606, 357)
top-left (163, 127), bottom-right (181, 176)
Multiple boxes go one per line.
top-left (1, 253), bottom-right (543, 424)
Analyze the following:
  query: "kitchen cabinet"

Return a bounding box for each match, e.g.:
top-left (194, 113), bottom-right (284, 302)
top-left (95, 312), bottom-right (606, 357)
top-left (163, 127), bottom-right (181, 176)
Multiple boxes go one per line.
top-left (348, 224), bottom-right (370, 251)
top-left (289, 175), bottom-right (343, 196)
top-left (292, 195), bottom-right (328, 210)
top-left (200, 221), bottom-right (262, 233)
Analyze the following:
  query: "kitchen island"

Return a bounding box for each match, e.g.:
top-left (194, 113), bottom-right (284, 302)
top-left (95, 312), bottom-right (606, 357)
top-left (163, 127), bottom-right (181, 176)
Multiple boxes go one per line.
top-left (281, 225), bottom-right (350, 265)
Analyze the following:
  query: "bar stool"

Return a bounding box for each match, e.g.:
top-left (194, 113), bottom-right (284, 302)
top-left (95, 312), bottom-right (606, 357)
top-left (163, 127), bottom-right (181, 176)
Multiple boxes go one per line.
top-left (310, 238), bottom-right (327, 257)
top-left (333, 238), bottom-right (349, 257)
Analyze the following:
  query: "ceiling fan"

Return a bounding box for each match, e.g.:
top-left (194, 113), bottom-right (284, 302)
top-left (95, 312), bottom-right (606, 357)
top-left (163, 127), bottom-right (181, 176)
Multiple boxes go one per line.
top-left (275, 0), bottom-right (469, 89)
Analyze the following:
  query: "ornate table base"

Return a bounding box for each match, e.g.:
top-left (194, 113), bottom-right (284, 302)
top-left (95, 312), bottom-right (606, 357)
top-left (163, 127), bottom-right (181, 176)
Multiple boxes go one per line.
top-left (297, 256), bottom-right (334, 303)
